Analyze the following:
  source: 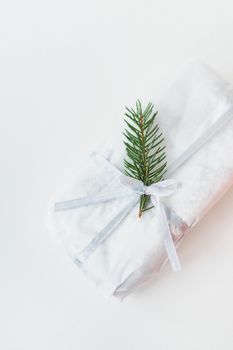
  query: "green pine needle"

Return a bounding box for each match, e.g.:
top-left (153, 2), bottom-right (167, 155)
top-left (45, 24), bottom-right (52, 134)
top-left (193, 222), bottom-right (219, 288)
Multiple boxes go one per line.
top-left (123, 99), bottom-right (167, 217)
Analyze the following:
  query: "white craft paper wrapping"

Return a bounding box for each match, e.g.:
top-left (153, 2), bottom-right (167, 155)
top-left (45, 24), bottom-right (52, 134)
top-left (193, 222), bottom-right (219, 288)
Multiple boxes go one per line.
top-left (48, 61), bottom-right (233, 299)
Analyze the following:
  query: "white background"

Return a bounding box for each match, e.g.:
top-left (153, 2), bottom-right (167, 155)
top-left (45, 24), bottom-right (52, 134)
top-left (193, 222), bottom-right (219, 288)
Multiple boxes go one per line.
top-left (1, 1), bottom-right (233, 349)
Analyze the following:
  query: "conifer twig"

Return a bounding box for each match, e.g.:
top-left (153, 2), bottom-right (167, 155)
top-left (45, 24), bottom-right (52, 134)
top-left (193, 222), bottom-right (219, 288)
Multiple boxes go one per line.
top-left (123, 100), bottom-right (167, 217)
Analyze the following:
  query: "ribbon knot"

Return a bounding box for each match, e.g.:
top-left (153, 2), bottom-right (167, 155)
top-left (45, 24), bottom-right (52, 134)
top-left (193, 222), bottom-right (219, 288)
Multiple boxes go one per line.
top-left (119, 175), bottom-right (181, 272)
top-left (119, 175), bottom-right (179, 197)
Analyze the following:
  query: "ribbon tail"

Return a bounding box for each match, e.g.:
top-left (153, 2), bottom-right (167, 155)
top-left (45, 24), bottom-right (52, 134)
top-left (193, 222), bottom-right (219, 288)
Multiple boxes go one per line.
top-left (75, 197), bottom-right (139, 265)
top-left (154, 199), bottom-right (181, 272)
top-left (54, 190), bottom-right (133, 211)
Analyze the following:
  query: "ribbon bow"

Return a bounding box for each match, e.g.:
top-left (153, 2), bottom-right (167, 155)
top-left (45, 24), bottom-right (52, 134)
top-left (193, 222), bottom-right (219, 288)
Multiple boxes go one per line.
top-left (119, 175), bottom-right (181, 271)
top-left (54, 153), bottom-right (184, 272)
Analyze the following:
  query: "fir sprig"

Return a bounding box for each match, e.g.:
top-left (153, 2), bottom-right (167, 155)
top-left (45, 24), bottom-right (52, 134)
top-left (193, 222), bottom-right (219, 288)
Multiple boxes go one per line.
top-left (123, 100), bottom-right (167, 217)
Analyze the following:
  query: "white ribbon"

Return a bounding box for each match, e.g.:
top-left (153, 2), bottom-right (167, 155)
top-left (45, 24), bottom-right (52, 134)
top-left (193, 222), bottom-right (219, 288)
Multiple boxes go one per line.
top-left (119, 175), bottom-right (181, 271)
top-left (54, 105), bottom-right (233, 274)
top-left (55, 153), bottom-right (185, 272)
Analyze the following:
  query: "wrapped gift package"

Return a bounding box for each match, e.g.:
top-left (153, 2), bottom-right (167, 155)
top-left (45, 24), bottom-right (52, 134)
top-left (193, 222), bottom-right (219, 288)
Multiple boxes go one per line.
top-left (48, 61), bottom-right (233, 299)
